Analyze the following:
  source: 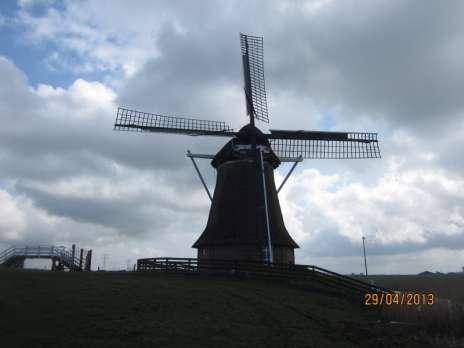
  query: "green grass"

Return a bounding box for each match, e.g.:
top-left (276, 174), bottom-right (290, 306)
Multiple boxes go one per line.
top-left (0, 269), bottom-right (442, 347)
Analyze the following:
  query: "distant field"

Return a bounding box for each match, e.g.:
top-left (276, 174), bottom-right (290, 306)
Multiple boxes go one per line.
top-left (364, 274), bottom-right (464, 304)
top-left (0, 269), bottom-right (441, 348)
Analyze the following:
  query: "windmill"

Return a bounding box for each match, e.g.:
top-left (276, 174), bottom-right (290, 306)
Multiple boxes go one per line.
top-left (114, 33), bottom-right (380, 265)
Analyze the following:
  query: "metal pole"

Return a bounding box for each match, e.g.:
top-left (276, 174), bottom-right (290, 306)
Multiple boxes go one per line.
top-left (187, 150), bottom-right (212, 202)
top-left (185, 153), bottom-right (214, 159)
top-left (103, 253), bottom-right (108, 270)
top-left (259, 149), bottom-right (273, 263)
top-left (277, 156), bottom-right (302, 193)
top-left (362, 236), bottom-right (368, 277)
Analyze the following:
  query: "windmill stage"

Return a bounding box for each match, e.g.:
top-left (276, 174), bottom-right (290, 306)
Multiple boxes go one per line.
top-left (114, 33), bottom-right (380, 266)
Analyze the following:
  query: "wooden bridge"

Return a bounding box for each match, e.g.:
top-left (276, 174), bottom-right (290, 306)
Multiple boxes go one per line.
top-left (137, 257), bottom-right (393, 295)
top-left (0, 245), bottom-right (92, 271)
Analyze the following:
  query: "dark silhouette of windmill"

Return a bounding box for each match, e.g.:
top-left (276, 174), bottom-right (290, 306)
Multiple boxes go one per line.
top-left (114, 33), bottom-right (380, 264)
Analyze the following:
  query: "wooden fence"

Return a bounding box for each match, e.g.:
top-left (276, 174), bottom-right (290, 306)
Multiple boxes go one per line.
top-left (137, 257), bottom-right (393, 295)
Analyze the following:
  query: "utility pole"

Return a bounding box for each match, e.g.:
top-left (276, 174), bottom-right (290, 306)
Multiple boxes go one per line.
top-left (362, 236), bottom-right (368, 277)
top-left (103, 254), bottom-right (109, 270)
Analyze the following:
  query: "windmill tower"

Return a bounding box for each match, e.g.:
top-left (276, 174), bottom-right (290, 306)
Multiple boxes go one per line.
top-left (114, 33), bottom-right (381, 265)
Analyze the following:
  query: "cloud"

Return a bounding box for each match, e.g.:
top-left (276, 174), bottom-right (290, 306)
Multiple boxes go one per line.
top-left (0, 56), bottom-right (212, 268)
top-left (1, 1), bottom-right (464, 273)
top-left (0, 190), bottom-right (27, 241)
top-left (14, 168), bottom-right (210, 236)
top-left (18, 0), bottom-right (56, 9)
top-left (279, 167), bottom-right (464, 259)
top-left (13, 0), bottom-right (464, 133)
top-left (14, 1), bottom-right (164, 77)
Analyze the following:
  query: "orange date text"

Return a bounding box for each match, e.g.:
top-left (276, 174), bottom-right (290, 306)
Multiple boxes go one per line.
top-left (364, 292), bottom-right (435, 306)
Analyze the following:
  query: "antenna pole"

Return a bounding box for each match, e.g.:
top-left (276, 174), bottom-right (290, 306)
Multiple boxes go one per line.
top-left (362, 236), bottom-right (368, 277)
top-left (259, 149), bottom-right (273, 263)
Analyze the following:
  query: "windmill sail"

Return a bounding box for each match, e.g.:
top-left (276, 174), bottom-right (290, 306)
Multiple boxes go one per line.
top-left (114, 107), bottom-right (235, 137)
top-left (240, 33), bottom-right (269, 123)
top-left (267, 129), bottom-right (380, 159)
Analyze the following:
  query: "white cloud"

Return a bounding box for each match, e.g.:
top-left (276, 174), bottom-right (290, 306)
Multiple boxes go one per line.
top-left (18, 0), bottom-right (56, 9)
top-left (303, 0), bottom-right (334, 15)
top-left (0, 190), bottom-right (27, 241)
top-left (280, 166), bottom-right (464, 251)
top-left (33, 78), bottom-right (116, 123)
top-left (15, 2), bottom-right (163, 77)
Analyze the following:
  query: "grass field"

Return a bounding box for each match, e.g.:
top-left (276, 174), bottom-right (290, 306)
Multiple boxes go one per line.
top-left (0, 269), bottom-right (458, 348)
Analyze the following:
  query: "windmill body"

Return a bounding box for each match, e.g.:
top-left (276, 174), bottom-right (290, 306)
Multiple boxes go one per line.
top-left (114, 33), bottom-right (381, 265)
top-left (193, 124), bottom-right (299, 264)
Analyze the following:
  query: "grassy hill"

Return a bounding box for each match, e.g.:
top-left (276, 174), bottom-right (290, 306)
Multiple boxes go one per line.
top-left (0, 269), bottom-right (445, 347)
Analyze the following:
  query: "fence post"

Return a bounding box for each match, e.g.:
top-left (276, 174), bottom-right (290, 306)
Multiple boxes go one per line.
top-left (85, 250), bottom-right (92, 271)
top-left (79, 248), bottom-right (84, 271)
top-left (72, 244), bottom-right (76, 262)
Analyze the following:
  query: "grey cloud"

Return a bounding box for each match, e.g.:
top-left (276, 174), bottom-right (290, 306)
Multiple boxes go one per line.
top-left (0, 56), bottom-right (227, 182)
top-left (13, 179), bottom-right (209, 238)
top-left (302, 227), bottom-right (464, 258)
top-left (118, 24), bottom-right (244, 125)
top-left (15, 1), bottom-right (464, 134)
top-left (265, 1), bottom-right (464, 134)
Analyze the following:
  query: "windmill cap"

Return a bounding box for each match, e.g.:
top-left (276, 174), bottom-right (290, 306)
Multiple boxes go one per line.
top-left (211, 124), bottom-right (281, 169)
top-left (235, 124), bottom-right (268, 144)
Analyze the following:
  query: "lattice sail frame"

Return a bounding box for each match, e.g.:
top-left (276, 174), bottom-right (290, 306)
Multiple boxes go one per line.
top-left (114, 107), bottom-right (235, 137)
top-left (240, 33), bottom-right (269, 123)
top-left (268, 132), bottom-right (380, 159)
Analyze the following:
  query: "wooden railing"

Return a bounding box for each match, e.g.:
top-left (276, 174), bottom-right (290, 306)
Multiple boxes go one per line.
top-left (137, 257), bottom-right (393, 294)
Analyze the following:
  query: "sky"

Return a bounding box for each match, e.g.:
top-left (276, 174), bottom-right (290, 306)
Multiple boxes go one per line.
top-left (1, 0), bottom-right (464, 274)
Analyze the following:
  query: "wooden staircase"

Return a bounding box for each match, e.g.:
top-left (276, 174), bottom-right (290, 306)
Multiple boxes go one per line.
top-left (0, 245), bottom-right (92, 271)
